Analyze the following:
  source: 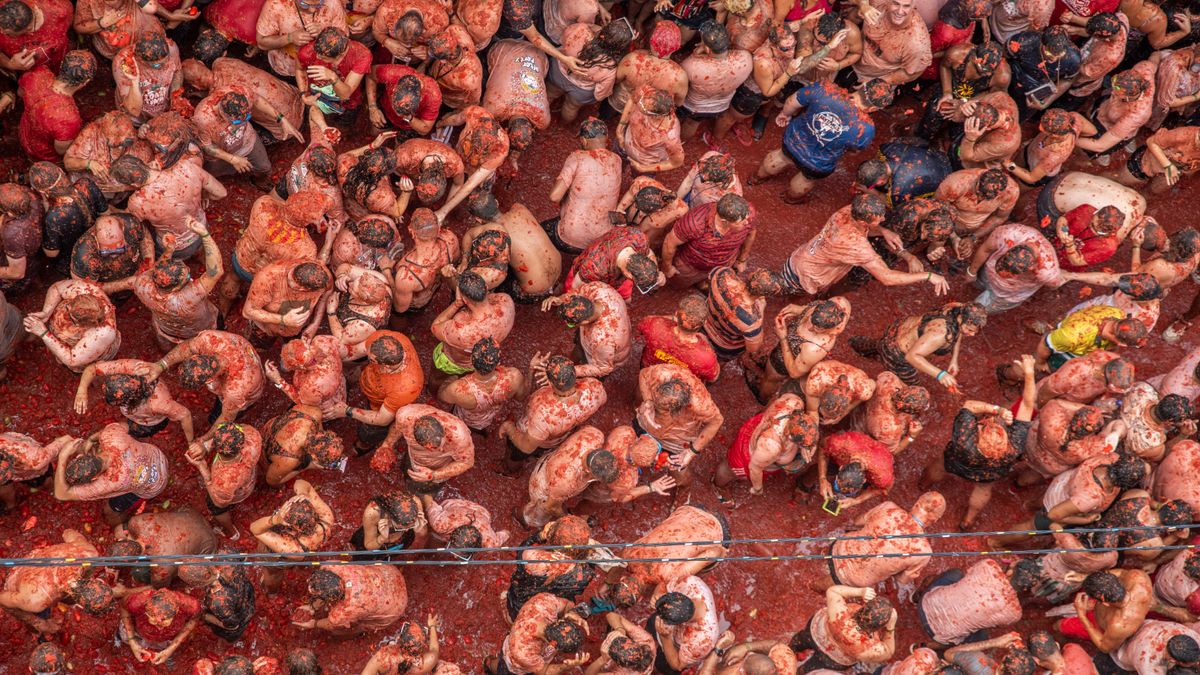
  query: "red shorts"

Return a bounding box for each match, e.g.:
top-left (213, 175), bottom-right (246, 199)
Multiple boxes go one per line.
top-left (1009, 398), bottom-right (1040, 419)
top-left (1058, 611), bottom-right (1095, 640)
top-left (727, 414), bottom-right (777, 478)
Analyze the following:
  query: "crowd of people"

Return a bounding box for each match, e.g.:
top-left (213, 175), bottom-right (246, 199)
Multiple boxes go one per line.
top-left (3, 0), bottom-right (1200, 670)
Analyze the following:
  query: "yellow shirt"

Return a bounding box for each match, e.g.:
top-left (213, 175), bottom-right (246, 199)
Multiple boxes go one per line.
top-left (1047, 305), bottom-right (1125, 356)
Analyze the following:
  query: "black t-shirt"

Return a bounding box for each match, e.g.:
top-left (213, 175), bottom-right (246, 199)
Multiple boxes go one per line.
top-left (69, 214), bottom-right (143, 282)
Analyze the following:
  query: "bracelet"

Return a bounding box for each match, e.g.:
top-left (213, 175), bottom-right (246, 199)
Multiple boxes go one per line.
top-left (275, 113), bottom-right (284, 123)
top-left (936, 370), bottom-right (948, 382)
top-left (345, 405), bottom-right (354, 419)
top-left (155, 359), bottom-right (167, 370)
top-left (925, 272), bottom-right (932, 281)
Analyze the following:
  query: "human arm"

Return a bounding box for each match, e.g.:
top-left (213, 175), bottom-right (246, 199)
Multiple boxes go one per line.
top-left (860, 257), bottom-right (949, 295)
top-left (28, 320), bottom-right (118, 371)
top-left (1148, 11), bottom-right (1191, 48)
top-left (436, 166), bottom-right (496, 223)
top-left (1148, 136), bottom-right (1182, 186)
top-left (1053, 216), bottom-right (1090, 269)
top-left (150, 615), bottom-right (200, 665)
top-left (253, 96), bottom-right (304, 143)
top-left (904, 320), bottom-right (958, 390)
top-left (191, 219), bottom-right (224, 293)
top-left (0, 251), bottom-right (26, 281)
top-left (660, 230), bottom-right (682, 278)
top-left (944, 632), bottom-right (1024, 660)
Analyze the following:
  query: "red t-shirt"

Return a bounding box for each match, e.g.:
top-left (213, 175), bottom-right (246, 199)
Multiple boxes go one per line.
top-left (637, 315), bottom-right (720, 383)
top-left (822, 431), bottom-right (894, 490)
top-left (922, 21), bottom-right (974, 79)
top-left (123, 589), bottom-right (201, 644)
top-left (1054, 205), bottom-right (1118, 272)
top-left (375, 64), bottom-right (442, 130)
top-left (297, 41), bottom-right (372, 110)
top-left (17, 65), bottom-right (81, 161)
top-left (0, 0), bottom-right (72, 69)
top-left (1051, 0), bottom-right (1119, 24)
top-left (672, 202), bottom-right (755, 273)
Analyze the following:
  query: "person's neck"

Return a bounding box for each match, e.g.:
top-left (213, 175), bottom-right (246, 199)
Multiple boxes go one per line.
top-left (51, 80), bottom-right (75, 96)
top-left (672, 323), bottom-right (697, 342)
top-left (475, 369), bottom-right (498, 384)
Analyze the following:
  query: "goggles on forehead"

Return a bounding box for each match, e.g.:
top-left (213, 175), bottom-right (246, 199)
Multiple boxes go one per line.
top-left (229, 112), bottom-right (251, 126)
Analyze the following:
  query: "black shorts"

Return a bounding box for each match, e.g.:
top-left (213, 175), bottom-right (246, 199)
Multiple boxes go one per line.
top-left (206, 494), bottom-right (234, 516)
top-left (791, 617), bottom-right (847, 672)
top-left (827, 552), bottom-right (842, 584)
top-left (127, 417), bottom-right (168, 439)
top-left (782, 144), bottom-right (834, 180)
top-left (646, 615), bottom-right (684, 675)
top-left (355, 421), bottom-right (390, 453)
top-left (539, 216), bottom-right (584, 255)
top-left (108, 492), bottom-right (145, 514)
top-left (677, 104), bottom-right (721, 120)
top-left (730, 85), bottom-right (766, 116)
top-left (1033, 509), bottom-right (1052, 532)
top-left (1127, 145), bottom-right (1151, 182)
top-left (657, 5), bottom-right (716, 30)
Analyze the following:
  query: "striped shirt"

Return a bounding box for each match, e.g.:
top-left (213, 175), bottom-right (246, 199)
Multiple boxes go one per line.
top-left (673, 202), bottom-right (754, 273)
top-left (703, 267), bottom-right (762, 355)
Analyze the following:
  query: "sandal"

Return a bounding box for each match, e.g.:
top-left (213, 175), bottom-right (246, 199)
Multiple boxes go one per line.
top-left (1164, 320), bottom-right (1192, 343)
top-left (731, 123), bottom-right (754, 146)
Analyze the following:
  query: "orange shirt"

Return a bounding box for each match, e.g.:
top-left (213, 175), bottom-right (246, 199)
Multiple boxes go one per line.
top-left (358, 330), bottom-right (424, 412)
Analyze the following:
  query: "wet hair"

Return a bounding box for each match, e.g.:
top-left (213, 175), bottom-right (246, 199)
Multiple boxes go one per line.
top-left (1000, 648), bottom-right (1037, 675)
top-left (394, 621), bottom-right (428, 656)
top-left (110, 155), bottom-right (151, 189)
top-left (1040, 108), bottom-right (1074, 136)
top-left (506, 117), bottom-right (535, 153)
top-left (107, 538), bottom-right (144, 559)
top-left (546, 514), bottom-right (590, 545)
top-left (586, 449), bottom-right (619, 483)
top-left (1116, 272), bottom-right (1161, 300)
top-left (64, 452), bottom-right (103, 485)
top-left (212, 423), bottom-right (246, 458)
top-left (1183, 551), bottom-right (1200, 582)
top-left (655, 592), bottom-right (695, 624)
top-left (448, 524), bottom-right (482, 549)
top-left (1027, 631), bottom-right (1060, 660)
top-left (309, 431), bottom-right (343, 468)
top-left (151, 258), bottom-right (190, 291)
top-left (1170, 635), bottom-right (1200, 663)
top-left (609, 635), bottom-right (654, 669)
top-left (545, 356), bottom-right (577, 390)
top-left (179, 354), bottom-right (221, 389)
top-left (1067, 406), bottom-right (1105, 439)
top-left (625, 253), bottom-right (659, 289)
top-left (698, 153), bottom-right (735, 186)
top-left (74, 578), bottom-right (114, 614)
top-left (544, 619), bottom-right (585, 652)
top-left (135, 32), bottom-right (169, 62)
top-left (314, 27), bottom-right (348, 59)
top-left (1009, 558), bottom-right (1044, 594)
top-left (579, 19), bottom-right (634, 68)
top-left (369, 335), bottom-right (407, 367)
top-left (972, 102), bottom-right (1000, 129)
top-left (1113, 70), bottom-right (1150, 98)
top-left (293, 262), bottom-right (330, 291)
top-left (457, 271), bottom-right (487, 302)
top-left (416, 160), bottom-right (448, 205)
top-left (1089, 528), bottom-right (1120, 550)
top-left (634, 186), bottom-right (672, 213)
top-left (428, 30), bottom-right (462, 62)
top-left (716, 193), bottom-right (750, 222)
top-left (66, 294), bottom-right (105, 327)
top-left (307, 569), bottom-right (345, 603)
top-left (655, 378), bottom-right (691, 413)
top-left (834, 461), bottom-right (866, 496)
top-left (194, 27), bottom-right (231, 65)
top-left (1159, 499), bottom-right (1194, 529)
top-left (307, 146), bottom-right (338, 182)
top-left (748, 269), bottom-right (783, 296)
top-left (558, 295), bottom-right (595, 324)
top-left (1091, 205), bottom-right (1125, 237)
top-left (0, 0), bottom-right (31, 33)
top-left (1043, 26), bottom-right (1074, 56)
top-left (102, 373), bottom-right (152, 408)
top-left (678, 293), bottom-right (708, 328)
top-left (1083, 571), bottom-right (1126, 603)
top-left (698, 19), bottom-right (730, 53)
top-left (1155, 394), bottom-right (1193, 424)
top-left (786, 412), bottom-right (819, 446)
top-left (373, 492), bottom-right (420, 529)
top-left (576, 117), bottom-right (609, 141)
top-left (28, 161), bottom-right (65, 193)
top-left (819, 383), bottom-right (853, 421)
top-left (345, 148), bottom-right (397, 204)
top-left (1105, 453), bottom-right (1146, 489)
top-left (1172, 229), bottom-right (1200, 261)
top-left (284, 499), bottom-right (322, 535)
top-left (851, 193), bottom-right (887, 222)
top-left (215, 656), bottom-right (255, 675)
top-left (857, 158), bottom-right (889, 191)
top-left (29, 642), bottom-right (66, 674)
top-left (809, 300), bottom-right (846, 330)
top-left (471, 336), bottom-right (501, 374)
top-left (970, 43), bottom-right (1004, 77)
top-left (996, 244), bottom-right (1036, 275)
top-left (816, 11), bottom-right (845, 40)
top-left (59, 50), bottom-right (97, 87)
top-left (394, 9), bottom-right (424, 40)
top-left (939, 0), bottom-right (991, 25)
top-left (350, 216), bottom-right (394, 249)
top-left (390, 74), bottom-right (422, 118)
top-left (219, 91), bottom-right (251, 120)
top-left (1086, 11), bottom-right (1123, 36)
top-left (893, 386), bottom-right (931, 414)
top-left (1104, 358), bottom-right (1135, 390)
top-left (413, 415), bottom-right (444, 448)
top-left (977, 168), bottom-right (1010, 200)
top-left (855, 596), bottom-right (893, 631)
top-left (285, 648), bottom-right (322, 675)
top-left (860, 79), bottom-right (895, 110)
top-left (608, 576), bottom-right (641, 607)
top-left (649, 19), bottom-right (682, 58)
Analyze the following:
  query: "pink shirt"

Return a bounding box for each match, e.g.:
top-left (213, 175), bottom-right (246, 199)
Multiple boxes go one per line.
top-left (1095, 61), bottom-right (1157, 141)
top-left (1113, 622), bottom-right (1200, 675)
top-left (920, 560), bottom-right (1023, 645)
top-left (665, 576), bottom-right (720, 667)
top-left (1041, 451), bottom-right (1119, 514)
top-left (680, 50), bottom-right (754, 114)
top-left (980, 223), bottom-right (1065, 307)
top-left (555, 148), bottom-right (622, 249)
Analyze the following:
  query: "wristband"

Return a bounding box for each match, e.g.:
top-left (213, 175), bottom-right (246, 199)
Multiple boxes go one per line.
top-left (936, 370), bottom-right (948, 382)
top-left (345, 405), bottom-right (354, 419)
top-left (276, 113), bottom-right (283, 122)
top-left (156, 359), bottom-right (167, 370)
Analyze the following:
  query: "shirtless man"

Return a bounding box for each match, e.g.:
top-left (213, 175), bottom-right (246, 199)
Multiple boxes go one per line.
top-left (542, 281), bottom-right (631, 379)
top-left (636, 363), bottom-right (724, 496)
top-left (429, 271), bottom-right (515, 381)
top-left (242, 259), bottom-right (332, 345)
top-left (0, 433), bottom-right (68, 509)
top-left (791, 585), bottom-right (898, 669)
top-left (547, 118), bottom-right (622, 253)
top-left (146, 329), bottom-right (265, 435)
top-left (501, 355), bottom-right (608, 466)
top-left (182, 56), bottom-right (304, 143)
top-left (115, 152), bottom-right (226, 261)
top-left (1067, 570), bottom-right (1156, 653)
top-left (1037, 172), bottom-right (1147, 242)
top-left (1035, 350), bottom-right (1133, 406)
top-left (805, 360), bottom-right (877, 424)
top-left (609, 20), bottom-right (689, 116)
top-left (185, 422), bottom-right (261, 537)
top-left (294, 565), bottom-right (407, 635)
top-left (267, 335), bottom-right (346, 419)
top-left (714, 391), bottom-right (817, 494)
top-left (934, 168), bottom-right (1020, 257)
top-left (463, 193), bottom-right (560, 302)
top-left (391, 208), bottom-right (461, 314)
top-left (438, 337), bottom-right (527, 431)
top-left (678, 20), bottom-right (753, 140)
top-left (373, 404), bottom-right (474, 489)
top-left (0, 529), bottom-right (113, 633)
top-left (652, 575), bottom-right (722, 672)
top-left (422, 493), bottom-right (510, 548)
top-left (1018, 400), bottom-right (1114, 483)
top-left (828, 492), bottom-right (945, 597)
top-left (53, 423), bottom-right (169, 524)
top-left (522, 425), bottom-right (619, 528)
top-left (110, 509), bottom-right (217, 587)
top-left (74, 358), bottom-right (193, 441)
top-left (854, 0), bottom-right (932, 86)
top-left (1112, 623), bottom-right (1200, 675)
top-left (615, 505), bottom-right (730, 601)
top-left (489, 593), bottom-right (588, 675)
top-left (255, 0), bottom-right (346, 77)
top-left (435, 105), bottom-right (509, 221)
top-left (24, 278), bottom-right (119, 373)
top-left (102, 218), bottom-right (221, 350)
top-left (581, 425), bottom-right (677, 506)
top-left (857, 372), bottom-right (929, 453)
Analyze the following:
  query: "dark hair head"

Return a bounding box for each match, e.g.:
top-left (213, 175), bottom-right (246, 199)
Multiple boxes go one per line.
top-left (28, 161), bottom-right (65, 192)
top-left (107, 538), bottom-right (144, 559)
top-left (457, 271), bottom-right (487, 302)
top-left (1009, 558), bottom-right (1043, 594)
top-left (1089, 528), bottom-right (1120, 550)
top-left (677, 293), bottom-right (708, 330)
top-left (893, 385), bottom-right (931, 414)
top-left (1067, 406), bottom-right (1105, 440)
top-left (655, 591), bottom-right (695, 624)
top-left (1156, 394), bottom-right (1193, 424)
top-left (1184, 551), bottom-right (1200, 581)
top-left (292, 262), bottom-right (330, 291)
top-left (369, 335), bottom-right (407, 367)
top-left (151, 258), bottom-right (190, 291)
top-left (558, 295), bottom-right (595, 324)
top-left (284, 498), bottom-right (322, 534)
top-left (855, 596), bottom-right (893, 631)
top-left (1090, 205), bottom-right (1125, 237)
top-left (1117, 272), bottom-right (1161, 300)
top-left (1000, 648), bottom-right (1037, 675)
top-left (816, 11), bottom-right (845, 39)
top-left (218, 91), bottom-right (251, 122)
top-left (581, 18), bottom-right (634, 67)
top-left (65, 452), bottom-right (103, 486)
top-left (179, 354), bottom-right (220, 389)
top-left (609, 635), bottom-right (653, 669)
top-left (1159, 499), bottom-right (1194, 529)
top-left (545, 618), bottom-right (584, 652)
top-left (1086, 11), bottom-right (1123, 36)
top-left (507, 116), bottom-right (534, 151)
top-left (786, 411), bottom-right (819, 447)
top-left (389, 74), bottom-right (423, 119)
top-left (394, 9), bottom-right (424, 39)
top-left (716, 193), bottom-right (750, 222)
top-left (471, 336), bottom-right (501, 374)
top-left (0, 0), bottom-right (32, 33)
top-left (1113, 70), bottom-right (1150, 98)
top-left (194, 27), bottom-right (231, 65)
top-left (941, 0), bottom-right (991, 23)
top-left (135, 32), bottom-right (169, 62)
top-left (834, 460), bottom-right (866, 496)
top-left (857, 158), bottom-right (890, 191)
top-left (972, 102), bottom-right (1000, 129)
top-left (309, 431), bottom-right (343, 469)
top-left (1027, 631), bottom-right (1059, 660)
top-left (29, 642), bottom-right (66, 674)
top-left (698, 19), bottom-right (730, 52)
top-left (809, 300), bottom-right (846, 330)
top-left (586, 449), bottom-right (619, 483)
top-left (215, 656), bottom-right (255, 675)
top-left (350, 216), bottom-right (394, 249)
top-left (545, 356), bottom-right (577, 390)
top-left (285, 648), bottom-right (321, 675)
top-left (977, 168), bottom-right (1010, 200)
top-left (416, 161), bottom-right (448, 206)
top-left (1083, 571), bottom-right (1125, 602)
top-left (1043, 26), bottom-right (1074, 55)
top-left (860, 79), bottom-right (895, 110)
top-left (394, 621), bottom-right (428, 656)
top-left (546, 514), bottom-right (590, 545)
top-left (428, 29), bottom-right (462, 62)
top-left (654, 378), bottom-right (691, 413)
top-left (748, 269), bottom-right (783, 296)
top-left (74, 578), bottom-right (114, 614)
top-left (307, 569), bottom-right (345, 603)
top-left (448, 524), bottom-right (482, 549)
top-left (102, 373), bottom-right (151, 408)
top-left (59, 50), bottom-right (97, 87)
top-left (1104, 358), bottom-right (1135, 390)
top-left (1169, 635), bottom-right (1200, 663)
top-left (314, 26), bottom-right (349, 58)
top-left (625, 253), bottom-right (659, 290)
top-left (970, 43), bottom-right (1004, 76)
top-left (413, 415), bottom-right (445, 448)
top-left (374, 492), bottom-right (420, 529)
top-left (211, 423), bottom-right (246, 458)
top-left (997, 244), bottom-right (1036, 276)
top-left (579, 116), bottom-right (608, 139)
top-left (695, 155), bottom-right (734, 190)
top-left (1172, 229), bottom-right (1200, 261)
top-left (1040, 108), bottom-right (1075, 136)
top-left (634, 185), bottom-right (672, 214)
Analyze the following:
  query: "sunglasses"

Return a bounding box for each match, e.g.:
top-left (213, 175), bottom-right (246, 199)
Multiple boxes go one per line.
top-left (229, 113), bottom-right (251, 125)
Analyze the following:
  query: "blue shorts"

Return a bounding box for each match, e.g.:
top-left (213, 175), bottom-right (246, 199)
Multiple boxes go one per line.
top-left (230, 251), bottom-right (253, 283)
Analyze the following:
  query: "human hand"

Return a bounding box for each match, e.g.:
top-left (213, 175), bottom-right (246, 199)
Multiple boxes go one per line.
top-left (73, 389), bottom-right (89, 415)
top-left (368, 105), bottom-right (387, 129)
top-left (861, 4), bottom-right (881, 23)
top-left (396, 176), bottom-right (414, 192)
top-left (186, 216), bottom-right (209, 237)
top-left (408, 465), bottom-right (435, 482)
top-left (1166, 163), bottom-right (1181, 186)
top-left (862, 587), bottom-right (877, 601)
top-left (228, 155), bottom-right (252, 174)
top-left (264, 361), bottom-right (282, 384)
top-left (23, 316), bottom-right (47, 337)
top-left (290, 30), bottom-right (315, 47)
top-left (963, 116), bottom-right (984, 141)
top-left (281, 117), bottom-right (304, 143)
top-left (370, 445), bottom-right (397, 473)
top-left (280, 307), bottom-right (308, 328)
top-left (775, 112), bottom-right (791, 128)
top-left (8, 48), bottom-right (35, 71)
top-left (650, 475), bottom-right (677, 495)
top-left (370, 131), bottom-right (398, 149)
top-left (928, 273), bottom-right (949, 295)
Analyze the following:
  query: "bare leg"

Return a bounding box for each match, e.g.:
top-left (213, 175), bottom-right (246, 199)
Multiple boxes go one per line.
top-left (920, 454), bottom-right (946, 489)
top-left (714, 110), bottom-right (747, 141)
top-left (1015, 467), bottom-right (1046, 487)
top-left (749, 148), bottom-right (792, 184)
top-left (987, 518), bottom-right (1036, 549)
top-left (561, 98), bottom-right (583, 125)
top-left (962, 482), bottom-right (995, 530)
top-left (786, 171), bottom-right (814, 201)
top-left (216, 275), bottom-right (242, 316)
top-left (0, 484), bottom-right (14, 510)
top-left (713, 460), bottom-right (737, 488)
top-left (214, 511), bottom-right (237, 538)
top-left (680, 116), bottom-right (701, 140)
top-left (671, 466), bottom-right (694, 506)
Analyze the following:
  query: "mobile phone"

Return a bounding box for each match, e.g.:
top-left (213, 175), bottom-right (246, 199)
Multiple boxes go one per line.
top-left (821, 497), bottom-right (841, 516)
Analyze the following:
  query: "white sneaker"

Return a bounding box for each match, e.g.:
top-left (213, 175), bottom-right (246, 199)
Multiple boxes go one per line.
top-left (1164, 322), bottom-right (1190, 343)
top-left (1095, 154), bottom-right (1112, 167)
